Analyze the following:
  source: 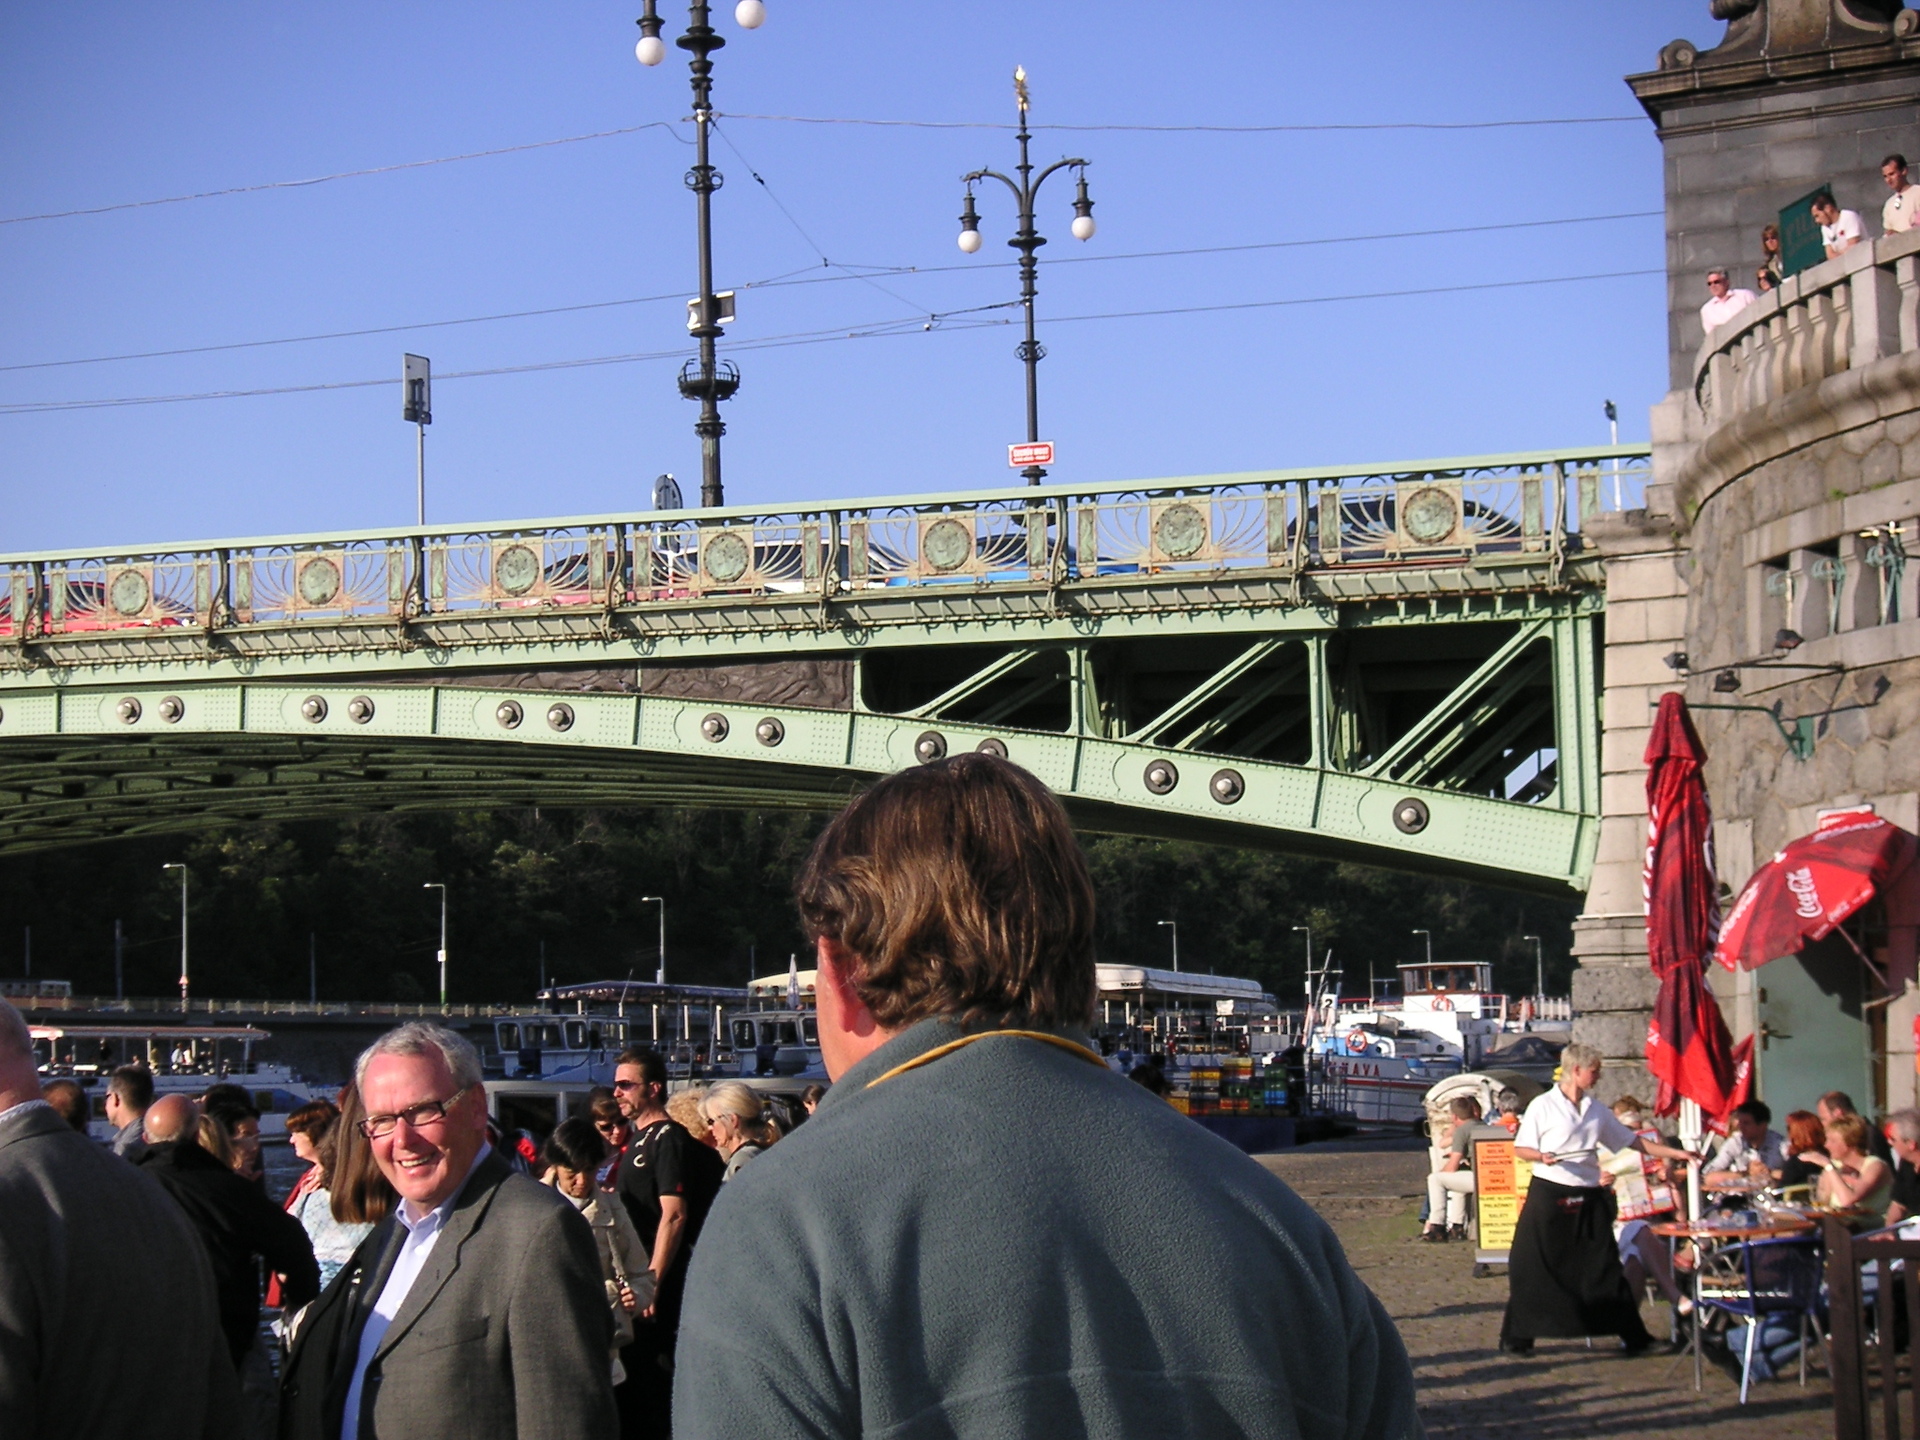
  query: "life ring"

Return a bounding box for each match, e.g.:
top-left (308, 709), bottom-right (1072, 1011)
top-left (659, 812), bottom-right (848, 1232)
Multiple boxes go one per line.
top-left (1345, 1029), bottom-right (1371, 1053)
top-left (1432, 995), bottom-right (1454, 1011)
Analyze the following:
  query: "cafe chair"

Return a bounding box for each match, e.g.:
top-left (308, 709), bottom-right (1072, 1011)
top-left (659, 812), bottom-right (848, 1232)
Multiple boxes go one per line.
top-left (1695, 1235), bottom-right (1825, 1403)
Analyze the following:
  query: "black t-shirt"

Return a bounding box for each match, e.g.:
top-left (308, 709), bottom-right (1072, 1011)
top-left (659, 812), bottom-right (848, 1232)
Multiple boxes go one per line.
top-left (1892, 1159), bottom-right (1920, 1216)
top-left (617, 1118), bottom-right (724, 1326)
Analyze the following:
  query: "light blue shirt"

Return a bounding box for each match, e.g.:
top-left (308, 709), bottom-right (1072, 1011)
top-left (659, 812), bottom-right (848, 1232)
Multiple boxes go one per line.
top-left (341, 1143), bottom-right (490, 1440)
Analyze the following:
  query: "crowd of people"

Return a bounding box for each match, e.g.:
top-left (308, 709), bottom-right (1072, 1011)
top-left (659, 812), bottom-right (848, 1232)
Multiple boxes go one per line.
top-left (0, 753), bottom-right (1420, 1439)
top-left (1699, 154), bottom-right (1917, 333)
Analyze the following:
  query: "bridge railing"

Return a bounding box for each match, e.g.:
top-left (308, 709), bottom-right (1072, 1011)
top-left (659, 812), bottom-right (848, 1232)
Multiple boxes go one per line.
top-left (1, 446), bottom-right (1648, 638)
top-left (1694, 228), bottom-right (1920, 429)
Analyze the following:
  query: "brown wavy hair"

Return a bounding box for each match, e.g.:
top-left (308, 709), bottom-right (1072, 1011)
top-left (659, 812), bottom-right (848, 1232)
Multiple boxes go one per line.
top-left (795, 754), bottom-right (1097, 1029)
top-left (329, 1082), bottom-right (396, 1226)
top-left (1785, 1110), bottom-right (1824, 1156)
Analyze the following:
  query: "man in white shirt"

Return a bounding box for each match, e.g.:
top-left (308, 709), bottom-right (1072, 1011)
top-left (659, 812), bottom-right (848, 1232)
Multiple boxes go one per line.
top-left (1883, 155), bottom-right (1917, 235)
top-left (1499, 1042), bottom-right (1697, 1355)
top-left (1702, 1100), bottom-right (1787, 1193)
top-left (1699, 269), bottom-right (1757, 334)
top-left (1812, 191), bottom-right (1865, 259)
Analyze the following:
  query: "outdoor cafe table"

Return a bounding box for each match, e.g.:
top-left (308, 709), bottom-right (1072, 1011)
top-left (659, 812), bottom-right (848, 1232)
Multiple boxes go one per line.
top-left (1650, 1216), bottom-right (1817, 1391)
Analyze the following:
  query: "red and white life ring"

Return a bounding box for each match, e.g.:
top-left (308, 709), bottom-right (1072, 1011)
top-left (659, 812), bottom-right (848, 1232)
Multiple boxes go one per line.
top-left (1431, 995), bottom-right (1454, 1011)
top-left (1346, 1029), bottom-right (1371, 1053)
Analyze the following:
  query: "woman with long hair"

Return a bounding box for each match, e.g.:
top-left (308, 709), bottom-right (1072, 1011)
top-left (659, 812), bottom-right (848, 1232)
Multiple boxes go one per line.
top-left (700, 1080), bottom-right (774, 1182)
top-left (328, 1081), bottom-right (396, 1228)
top-left (283, 1098), bottom-right (372, 1290)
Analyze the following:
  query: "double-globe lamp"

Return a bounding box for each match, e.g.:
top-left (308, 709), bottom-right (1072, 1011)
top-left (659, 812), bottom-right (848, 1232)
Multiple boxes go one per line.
top-left (636, 0), bottom-right (762, 65)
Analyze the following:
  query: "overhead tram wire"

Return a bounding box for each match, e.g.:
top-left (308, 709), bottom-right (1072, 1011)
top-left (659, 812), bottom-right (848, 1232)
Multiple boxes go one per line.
top-left (1, 210), bottom-right (1659, 374)
top-left (0, 112), bottom-right (1643, 227)
top-left (0, 268), bottom-right (1661, 416)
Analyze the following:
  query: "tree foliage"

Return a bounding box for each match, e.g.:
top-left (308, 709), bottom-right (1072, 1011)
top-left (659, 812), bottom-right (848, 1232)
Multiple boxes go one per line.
top-left (0, 809), bottom-right (1579, 1005)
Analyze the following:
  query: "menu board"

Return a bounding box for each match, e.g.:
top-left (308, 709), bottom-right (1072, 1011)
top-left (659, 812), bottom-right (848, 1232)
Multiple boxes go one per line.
top-left (1472, 1136), bottom-right (1534, 1257)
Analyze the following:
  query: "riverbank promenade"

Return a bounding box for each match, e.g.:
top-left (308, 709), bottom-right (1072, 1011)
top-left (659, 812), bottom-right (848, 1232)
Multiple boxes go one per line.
top-left (1266, 1139), bottom-right (1836, 1440)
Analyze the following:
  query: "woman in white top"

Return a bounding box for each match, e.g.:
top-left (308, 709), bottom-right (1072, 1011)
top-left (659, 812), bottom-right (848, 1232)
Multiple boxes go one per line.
top-left (1499, 1043), bottom-right (1697, 1354)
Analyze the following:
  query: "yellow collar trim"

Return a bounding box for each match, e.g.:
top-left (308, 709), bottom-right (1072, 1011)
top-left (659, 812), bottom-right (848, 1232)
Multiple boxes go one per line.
top-left (863, 1029), bottom-right (1107, 1090)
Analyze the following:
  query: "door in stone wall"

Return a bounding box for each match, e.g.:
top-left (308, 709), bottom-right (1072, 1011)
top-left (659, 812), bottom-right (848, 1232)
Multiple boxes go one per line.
top-left (1755, 934), bottom-right (1875, 1116)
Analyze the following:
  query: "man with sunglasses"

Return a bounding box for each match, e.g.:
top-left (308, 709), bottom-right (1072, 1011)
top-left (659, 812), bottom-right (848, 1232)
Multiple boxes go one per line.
top-left (279, 1022), bottom-right (614, 1440)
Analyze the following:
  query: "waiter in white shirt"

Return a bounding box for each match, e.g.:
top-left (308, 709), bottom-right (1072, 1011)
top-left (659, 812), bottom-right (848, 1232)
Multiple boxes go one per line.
top-left (1498, 1042), bottom-right (1697, 1355)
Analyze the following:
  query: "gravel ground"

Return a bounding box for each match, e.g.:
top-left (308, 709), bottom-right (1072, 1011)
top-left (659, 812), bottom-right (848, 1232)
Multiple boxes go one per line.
top-left (1257, 1138), bottom-right (1839, 1440)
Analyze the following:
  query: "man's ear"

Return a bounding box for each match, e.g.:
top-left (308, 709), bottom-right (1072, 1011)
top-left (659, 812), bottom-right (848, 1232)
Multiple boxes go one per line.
top-left (817, 936), bottom-right (878, 1035)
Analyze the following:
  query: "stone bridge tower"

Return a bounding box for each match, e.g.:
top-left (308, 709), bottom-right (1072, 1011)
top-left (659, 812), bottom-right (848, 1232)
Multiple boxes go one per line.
top-left (1573, 0), bottom-right (1920, 1109)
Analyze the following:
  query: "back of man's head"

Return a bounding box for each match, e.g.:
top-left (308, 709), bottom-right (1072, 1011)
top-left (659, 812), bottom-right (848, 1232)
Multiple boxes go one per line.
top-left (109, 1064), bottom-right (155, 1113)
top-left (144, 1093), bottom-right (200, 1145)
top-left (42, 1078), bottom-right (90, 1131)
top-left (0, 1001), bottom-right (39, 1105)
top-left (1819, 1090), bottom-right (1858, 1118)
top-left (795, 754), bottom-right (1097, 1030)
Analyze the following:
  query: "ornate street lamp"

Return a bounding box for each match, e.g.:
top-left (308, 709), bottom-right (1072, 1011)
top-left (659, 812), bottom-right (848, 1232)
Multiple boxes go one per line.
top-left (955, 67), bottom-right (1096, 485)
top-left (636, 1), bottom-right (767, 507)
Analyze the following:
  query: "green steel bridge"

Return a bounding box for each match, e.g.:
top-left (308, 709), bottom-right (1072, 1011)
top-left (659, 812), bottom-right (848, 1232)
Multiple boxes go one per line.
top-left (0, 445), bottom-right (1648, 894)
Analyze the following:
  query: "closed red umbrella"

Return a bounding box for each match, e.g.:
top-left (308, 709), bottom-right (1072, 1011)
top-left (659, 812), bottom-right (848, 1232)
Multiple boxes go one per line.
top-left (1713, 809), bottom-right (1919, 972)
top-left (1641, 694), bottom-right (1741, 1118)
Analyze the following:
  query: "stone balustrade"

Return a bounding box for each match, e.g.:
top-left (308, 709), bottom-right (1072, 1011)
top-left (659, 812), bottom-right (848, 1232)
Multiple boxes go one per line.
top-left (1694, 229), bottom-right (1920, 429)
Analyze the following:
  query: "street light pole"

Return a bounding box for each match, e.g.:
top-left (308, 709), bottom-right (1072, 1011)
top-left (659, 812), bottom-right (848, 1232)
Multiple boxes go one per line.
top-left (1156, 919), bottom-right (1179, 972)
top-left (1523, 933), bottom-right (1544, 998)
top-left (642, 896), bottom-right (667, 984)
top-left (161, 863), bottom-right (188, 1013)
top-left (956, 67), bottom-right (1096, 485)
top-left (1412, 928), bottom-right (1432, 969)
top-left (423, 884), bottom-right (448, 1008)
top-left (637, 1), bottom-right (765, 507)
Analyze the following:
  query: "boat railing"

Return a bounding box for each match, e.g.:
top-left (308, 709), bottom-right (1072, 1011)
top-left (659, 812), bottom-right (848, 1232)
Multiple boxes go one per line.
top-left (15, 993), bottom-right (557, 1019)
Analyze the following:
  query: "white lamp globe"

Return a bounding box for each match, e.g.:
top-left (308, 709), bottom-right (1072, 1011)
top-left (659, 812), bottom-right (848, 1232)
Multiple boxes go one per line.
top-left (957, 229), bottom-right (983, 254)
top-left (1071, 214), bottom-right (1097, 241)
top-left (635, 34), bottom-right (666, 65)
top-left (735, 0), bottom-right (766, 28)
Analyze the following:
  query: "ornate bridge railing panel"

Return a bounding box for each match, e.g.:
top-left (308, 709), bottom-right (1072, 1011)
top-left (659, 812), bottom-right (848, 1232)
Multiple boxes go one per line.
top-left (0, 446), bottom-right (1647, 644)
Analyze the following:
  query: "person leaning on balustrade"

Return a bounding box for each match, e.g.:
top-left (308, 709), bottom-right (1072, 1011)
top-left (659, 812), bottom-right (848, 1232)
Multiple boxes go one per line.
top-left (1699, 268), bottom-right (1757, 334)
top-left (1882, 154), bottom-right (1917, 235)
top-left (1811, 190), bottom-right (1865, 259)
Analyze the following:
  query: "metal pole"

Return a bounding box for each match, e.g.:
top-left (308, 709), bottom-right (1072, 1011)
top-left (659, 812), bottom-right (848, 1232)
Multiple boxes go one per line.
top-left (22, 925), bottom-right (28, 978)
top-left (642, 896), bottom-right (666, 985)
top-left (1157, 919), bottom-right (1178, 972)
top-left (539, 939), bottom-right (547, 994)
top-left (1013, 100), bottom-right (1044, 484)
top-left (163, 864), bottom-right (188, 1012)
top-left (113, 919), bottom-right (123, 1002)
top-left (1413, 928), bottom-right (1432, 969)
top-left (309, 932), bottom-right (317, 1005)
top-left (682, 3), bottom-right (731, 507)
top-left (1524, 933), bottom-right (1543, 999)
top-left (423, 883), bottom-right (448, 1009)
top-left (416, 420), bottom-right (426, 525)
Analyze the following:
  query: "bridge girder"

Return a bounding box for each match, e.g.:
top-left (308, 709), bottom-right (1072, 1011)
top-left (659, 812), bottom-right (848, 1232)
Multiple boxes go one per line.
top-left (0, 447), bottom-right (1649, 891)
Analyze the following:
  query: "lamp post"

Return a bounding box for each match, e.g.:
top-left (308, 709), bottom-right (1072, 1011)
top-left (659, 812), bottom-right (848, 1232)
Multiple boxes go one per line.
top-left (955, 67), bottom-right (1096, 485)
top-left (636, 1), bottom-right (766, 508)
top-left (1412, 928), bottom-right (1432, 969)
top-left (1156, 919), bottom-right (1179, 972)
top-left (161, 863), bottom-right (189, 1013)
top-left (423, 884), bottom-right (448, 1008)
top-left (1523, 933), bottom-right (1544, 999)
top-left (642, 896), bottom-right (667, 984)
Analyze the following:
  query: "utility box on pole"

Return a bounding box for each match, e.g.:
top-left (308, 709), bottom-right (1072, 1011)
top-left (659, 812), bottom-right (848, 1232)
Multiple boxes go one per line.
top-left (404, 354), bottom-right (432, 525)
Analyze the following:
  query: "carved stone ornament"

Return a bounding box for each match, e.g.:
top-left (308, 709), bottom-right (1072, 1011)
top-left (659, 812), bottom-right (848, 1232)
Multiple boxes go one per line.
top-left (1663, 0), bottom-right (1907, 69)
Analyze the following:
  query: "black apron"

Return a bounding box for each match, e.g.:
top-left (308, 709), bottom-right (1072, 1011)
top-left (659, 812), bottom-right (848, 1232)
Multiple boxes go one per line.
top-left (1500, 1175), bottom-right (1650, 1344)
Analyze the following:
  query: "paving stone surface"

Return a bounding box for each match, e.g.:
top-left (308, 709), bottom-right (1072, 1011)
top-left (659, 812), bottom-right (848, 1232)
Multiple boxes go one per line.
top-left (1257, 1138), bottom-right (1838, 1440)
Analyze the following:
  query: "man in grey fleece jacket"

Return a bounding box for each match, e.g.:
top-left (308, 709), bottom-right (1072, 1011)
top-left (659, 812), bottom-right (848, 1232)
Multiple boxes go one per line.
top-left (674, 755), bottom-right (1421, 1439)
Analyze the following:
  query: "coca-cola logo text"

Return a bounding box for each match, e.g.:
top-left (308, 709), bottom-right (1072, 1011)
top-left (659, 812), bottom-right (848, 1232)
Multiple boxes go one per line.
top-left (1786, 866), bottom-right (1822, 920)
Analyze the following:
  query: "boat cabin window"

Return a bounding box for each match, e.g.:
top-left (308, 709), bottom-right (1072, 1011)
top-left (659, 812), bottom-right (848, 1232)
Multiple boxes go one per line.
top-left (802, 1016), bottom-right (818, 1045)
top-left (497, 1023), bottom-right (521, 1052)
top-left (565, 1021), bottom-right (588, 1050)
top-left (733, 1020), bottom-right (756, 1049)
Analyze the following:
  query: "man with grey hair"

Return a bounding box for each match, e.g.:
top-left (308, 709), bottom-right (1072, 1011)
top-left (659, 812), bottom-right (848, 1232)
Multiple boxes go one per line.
top-left (0, 999), bottom-right (241, 1438)
top-left (279, 1021), bottom-right (614, 1440)
top-left (1699, 267), bottom-right (1755, 333)
top-left (1884, 1108), bottom-right (1920, 1224)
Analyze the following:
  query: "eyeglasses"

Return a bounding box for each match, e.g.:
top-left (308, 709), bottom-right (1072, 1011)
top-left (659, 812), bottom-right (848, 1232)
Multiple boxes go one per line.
top-left (612, 1079), bottom-right (644, 1092)
top-left (359, 1088), bottom-right (470, 1140)
top-left (594, 1121), bottom-right (623, 1133)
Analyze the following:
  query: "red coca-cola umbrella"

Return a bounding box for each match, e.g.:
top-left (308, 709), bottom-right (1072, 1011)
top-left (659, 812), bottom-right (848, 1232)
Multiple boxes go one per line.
top-left (1713, 809), bottom-right (1919, 973)
top-left (1641, 694), bottom-right (1743, 1118)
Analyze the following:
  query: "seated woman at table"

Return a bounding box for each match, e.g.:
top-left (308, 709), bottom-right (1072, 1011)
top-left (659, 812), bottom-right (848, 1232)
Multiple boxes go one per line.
top-left (1819, 1113), bottom-right (1893, 1225)
top-left (1601, 1096), bottom-right (1690, 1319)
top-left (1776, 1110), bottom-right (1828, 1197)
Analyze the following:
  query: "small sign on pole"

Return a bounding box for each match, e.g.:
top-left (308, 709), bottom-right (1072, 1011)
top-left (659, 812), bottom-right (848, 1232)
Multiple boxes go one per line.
top-left (404, 354), bottom-right (431, 526)
top-left (1008, 440), bottom-right (1054, 469)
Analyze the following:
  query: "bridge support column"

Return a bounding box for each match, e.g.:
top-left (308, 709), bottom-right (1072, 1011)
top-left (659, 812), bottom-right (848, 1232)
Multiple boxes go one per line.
top-left (1570, 489), bottom-right (1688, 1106)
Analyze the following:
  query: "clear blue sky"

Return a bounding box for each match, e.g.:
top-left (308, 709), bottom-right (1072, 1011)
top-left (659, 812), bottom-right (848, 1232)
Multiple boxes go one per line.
top-left (1, 3), bottom-right (1723, 553)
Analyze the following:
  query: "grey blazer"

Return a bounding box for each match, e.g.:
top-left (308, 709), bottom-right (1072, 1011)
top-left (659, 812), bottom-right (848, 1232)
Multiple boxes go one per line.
top-left (0, 1103), bottom-right (240, 1440)
top-left (289, 1149), bottom-right (616, 1440)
